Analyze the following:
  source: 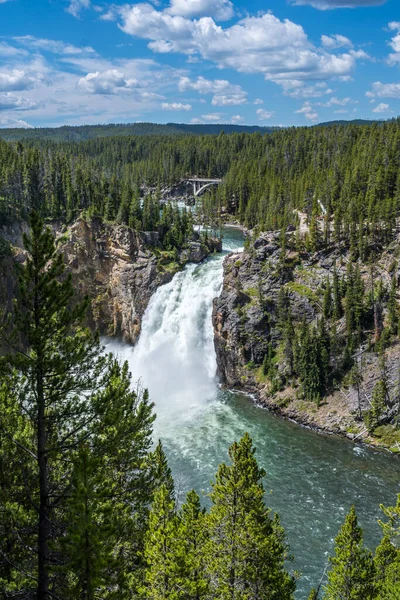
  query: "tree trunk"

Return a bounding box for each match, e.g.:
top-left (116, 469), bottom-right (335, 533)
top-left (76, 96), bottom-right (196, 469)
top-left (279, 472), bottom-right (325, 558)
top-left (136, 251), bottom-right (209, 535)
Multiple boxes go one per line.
top-left (37, 361), bottom-right (49, 600)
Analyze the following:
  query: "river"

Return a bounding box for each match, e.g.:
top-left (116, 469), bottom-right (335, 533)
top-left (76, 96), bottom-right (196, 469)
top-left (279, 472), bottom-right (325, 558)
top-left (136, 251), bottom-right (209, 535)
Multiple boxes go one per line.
top-left (105, 226), bottom-right (399, 597)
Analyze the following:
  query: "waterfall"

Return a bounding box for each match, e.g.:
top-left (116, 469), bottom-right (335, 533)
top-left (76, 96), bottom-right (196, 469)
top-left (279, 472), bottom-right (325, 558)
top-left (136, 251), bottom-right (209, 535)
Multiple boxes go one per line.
top-left (105, 231), bottom-right (244, 436)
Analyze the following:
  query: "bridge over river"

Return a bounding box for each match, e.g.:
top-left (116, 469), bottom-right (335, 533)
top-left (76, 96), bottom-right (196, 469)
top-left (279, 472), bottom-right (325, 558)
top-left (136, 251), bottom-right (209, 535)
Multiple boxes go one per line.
top-left (185, 177), bottom-right (222, 197)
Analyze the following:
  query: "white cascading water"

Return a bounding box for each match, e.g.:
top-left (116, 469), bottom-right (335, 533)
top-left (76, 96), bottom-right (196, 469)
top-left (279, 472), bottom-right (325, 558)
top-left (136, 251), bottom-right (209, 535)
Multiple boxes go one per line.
top-left (105, 232), bottom-right (244, 438)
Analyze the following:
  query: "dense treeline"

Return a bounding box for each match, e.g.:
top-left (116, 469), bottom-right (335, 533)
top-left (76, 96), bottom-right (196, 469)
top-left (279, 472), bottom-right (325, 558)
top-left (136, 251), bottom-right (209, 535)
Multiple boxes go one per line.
top-left (1, 120), bottom-right (400, 242)
top-left (0, 215), bottom-right (399, 599)
top-left (0, 122), bottom-right (276, 143)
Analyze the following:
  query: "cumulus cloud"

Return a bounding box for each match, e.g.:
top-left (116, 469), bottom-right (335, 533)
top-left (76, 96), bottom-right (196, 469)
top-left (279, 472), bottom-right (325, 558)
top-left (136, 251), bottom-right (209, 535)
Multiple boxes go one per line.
top-left (290, 0), bottom-right (386, 9)
top-left (0, 69), bottom-right (39, 92)
top-left (111, 7), bottom-right (360, 84)
top-left (387, 22), bottom-right (400, 65)
top-left (256, 108), bottom-right (274, 120)
top-left (13, 35), bottom-right (95, 55)
top-left (366, 81), bottom-right (400, 98)
top-left (254, 98), bottom-right (264, 105)
top-left (162, 102), bottom-right (192, 110)
top-left (0, 92), bottom-right (39, 111)
top-left (295, 101), bottom-right (318, 122)
top-left (78, 69), bottom-right (139, 94)
top-left (372, 102), bottom-right (390, 113)
top-left (321, 34), bottom-right (353, 49)
top-left (278, 80), bottom-right (333, 98)
top-left (167, 0), bottom-right (234, 21)
top-left (179, 75), bottom-right (247, 106)
top-left (66, 0), bottom-right (91, 17)
top-left (231, 114), bottom-right (244, 123)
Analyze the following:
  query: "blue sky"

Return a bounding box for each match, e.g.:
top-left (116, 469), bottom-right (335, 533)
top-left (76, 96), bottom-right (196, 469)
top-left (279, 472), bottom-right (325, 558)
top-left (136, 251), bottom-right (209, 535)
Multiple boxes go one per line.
top-left (0, 0), bottom-right (399, 128)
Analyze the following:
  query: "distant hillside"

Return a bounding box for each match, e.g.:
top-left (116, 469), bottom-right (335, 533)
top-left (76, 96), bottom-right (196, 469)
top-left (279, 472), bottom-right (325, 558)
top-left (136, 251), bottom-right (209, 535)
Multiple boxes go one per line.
top-left (0, 122), bottom-right (279, 142)
top-left (317, 118), bottom-right (383, 127)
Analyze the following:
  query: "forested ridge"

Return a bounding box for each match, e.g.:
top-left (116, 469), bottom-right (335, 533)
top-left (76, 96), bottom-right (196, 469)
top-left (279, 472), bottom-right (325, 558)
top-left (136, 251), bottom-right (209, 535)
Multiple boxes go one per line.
top-left (0, 122), bottom-right (278, 143)
top-left (1, 119), bottom-right (400, 237)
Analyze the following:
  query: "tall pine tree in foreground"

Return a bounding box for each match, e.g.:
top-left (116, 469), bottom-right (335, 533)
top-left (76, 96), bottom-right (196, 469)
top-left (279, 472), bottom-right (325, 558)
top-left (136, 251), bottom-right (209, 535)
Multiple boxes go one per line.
top-left (0, 213), bottom-right (155, 599)
top-left (324, 505), bottom-right (376, 600)
top-left (206, 432), bottom-right (295, 600)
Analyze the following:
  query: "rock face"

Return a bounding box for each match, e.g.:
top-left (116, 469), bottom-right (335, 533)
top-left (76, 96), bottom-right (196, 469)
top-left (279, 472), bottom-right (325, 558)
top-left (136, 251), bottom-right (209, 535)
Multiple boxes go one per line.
top-left (213, 232), bottom-right (400, 450)
top-left (1, 217), bottom-right (220, 345)
top-left (213, 232), bottom-right (316, 386)
top-left (60, 218), bottom-right (219, 343)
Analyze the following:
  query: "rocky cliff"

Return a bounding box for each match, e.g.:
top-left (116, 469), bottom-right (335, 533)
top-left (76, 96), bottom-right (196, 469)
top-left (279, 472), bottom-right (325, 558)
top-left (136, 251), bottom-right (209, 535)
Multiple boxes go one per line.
top-left (1, 217), bottom-right (221, 345)
top-left (213, 232), bottom-right (400, 451)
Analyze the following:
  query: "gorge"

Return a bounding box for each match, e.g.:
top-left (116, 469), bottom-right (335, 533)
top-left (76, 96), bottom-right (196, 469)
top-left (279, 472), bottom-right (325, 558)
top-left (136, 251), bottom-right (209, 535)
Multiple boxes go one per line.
top-left (104, 226), bottom-right (399, 597)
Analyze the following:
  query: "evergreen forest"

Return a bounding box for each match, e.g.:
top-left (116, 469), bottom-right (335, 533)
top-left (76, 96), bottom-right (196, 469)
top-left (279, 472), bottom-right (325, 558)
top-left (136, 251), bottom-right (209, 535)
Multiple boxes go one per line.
top-left (1, 120), bottom-right (400, 598)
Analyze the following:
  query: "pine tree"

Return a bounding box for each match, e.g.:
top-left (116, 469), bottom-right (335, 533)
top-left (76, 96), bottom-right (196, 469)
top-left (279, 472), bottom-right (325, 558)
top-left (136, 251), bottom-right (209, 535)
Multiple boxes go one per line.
top-left (324, 506), bottom-right (376, 600)
top-left (206, 433), bottom-right (295, 600)
top-left (374, 535), bottom-right (400, 598)
top-left (365, 379), bottom-right (387, 432)
top-left (374, 495), bottom-right (400, 599)
top-left (0, 213), bottom-right (155, 598)
top-left (142, 484), bottom-right (181, 600)
top-left (150, 440), bottom-right (175, 500)
top-left (323, 277), bottom-right (332, 319)
top-left (178, 490), bottom-right (209, 600)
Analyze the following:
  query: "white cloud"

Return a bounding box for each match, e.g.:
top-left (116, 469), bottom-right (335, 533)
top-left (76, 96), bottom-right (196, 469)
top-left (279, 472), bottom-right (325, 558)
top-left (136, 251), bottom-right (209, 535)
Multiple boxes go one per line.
top-left (212, 94), bottom-right (247, 106)
top-left (201, 113), bottom-right (221, 121)
top-left (162, 102), bottom-right (192, 110)
top-left (290, 0), bottom-right (386, 9)
top-left (0, 92), bottom-right (39, 111)
top-left (278, 80), bottom-right (333, 98)
top-left (179, 76), bottom-right (247, 106)
top-left (66, 0), bottom-right (91, 17)
top-left (13, 35), bottom-right (95, 55)
top-left (0, 116), bottom-right (33, 128)
top-left (387, 22), bottom-right (400, 65)
top-left (295, 101), bottom-right (318, 122)
top-left (321, 34), bottom-right (352, 49)
top-left (334, 109), bottom-right (348, 113)
top-left (0, 69), bottom-right (39, 92)
top-left (253, 98), bottom-right (264, 105)
top-left (231, 114), bottom-right (244, 123)
top-left (0, 41), bottom-right (186, 126)
top-left (0, 43), bottom-right (27, 58)
top-left (372, 102), bottom-right (390, 113)
top-left (78, 69), bottom-right (139, 94)
top-left (317, 95), bottom-right (358, 107)
top-left (167, 0), bottom-right (234, 21)
top-left (367, 81), bottom-right (400, 98)
top-left (112, 7), bottom-right (360, 84)
top-left (256, 108), bottom-right (274, 120)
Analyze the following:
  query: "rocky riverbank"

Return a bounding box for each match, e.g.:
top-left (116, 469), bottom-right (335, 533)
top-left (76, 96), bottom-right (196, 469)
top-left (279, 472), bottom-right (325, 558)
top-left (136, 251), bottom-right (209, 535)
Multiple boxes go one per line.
top-left (213, 231), bottom-right (400, 453)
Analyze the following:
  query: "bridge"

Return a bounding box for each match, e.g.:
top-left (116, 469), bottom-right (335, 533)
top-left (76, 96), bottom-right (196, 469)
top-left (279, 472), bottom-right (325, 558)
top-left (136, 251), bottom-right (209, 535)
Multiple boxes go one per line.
top-left (185, 177), bottom-right (222, 197)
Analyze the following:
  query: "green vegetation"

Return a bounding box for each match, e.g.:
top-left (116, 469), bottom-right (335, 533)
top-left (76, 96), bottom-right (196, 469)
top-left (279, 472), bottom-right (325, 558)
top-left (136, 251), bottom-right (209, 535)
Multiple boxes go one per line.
top-left (0, 217), bottom-right (399, 598)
